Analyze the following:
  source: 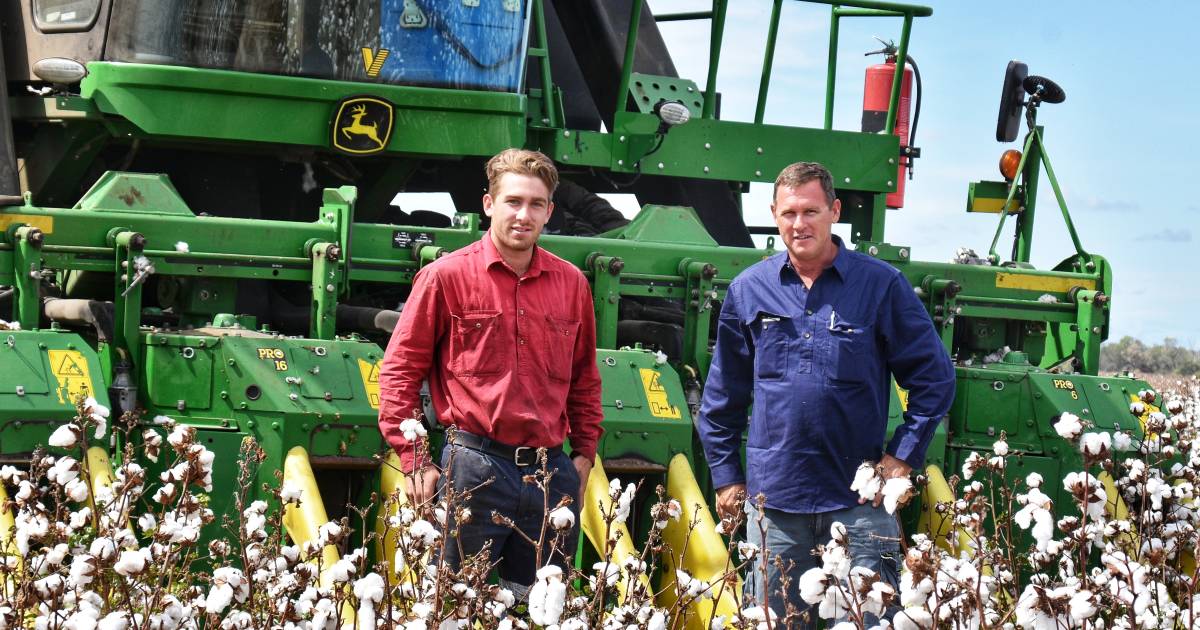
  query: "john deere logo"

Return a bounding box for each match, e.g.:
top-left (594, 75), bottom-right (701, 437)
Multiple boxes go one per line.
top-left (331, 96), bottom-right (394, 155)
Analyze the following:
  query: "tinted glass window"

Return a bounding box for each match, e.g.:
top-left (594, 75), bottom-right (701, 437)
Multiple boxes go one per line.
top-left (105, 0), bottom-right (531, 91)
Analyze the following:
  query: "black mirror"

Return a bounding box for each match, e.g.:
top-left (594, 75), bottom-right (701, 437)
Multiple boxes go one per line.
top-left (995, 60), bottom-right (1028, 142)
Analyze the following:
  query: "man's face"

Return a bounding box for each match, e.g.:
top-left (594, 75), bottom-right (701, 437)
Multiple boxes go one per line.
top-left (482, 172), bottom-right (554, 256)
top-left (772, 180), bottom-right (841, 266)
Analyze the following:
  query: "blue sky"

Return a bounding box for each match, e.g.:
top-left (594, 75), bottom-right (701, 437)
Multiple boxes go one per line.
top-left (645, 0), bottom-right (1198, 346)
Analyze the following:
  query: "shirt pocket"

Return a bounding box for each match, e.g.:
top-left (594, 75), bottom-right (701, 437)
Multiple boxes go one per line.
top-left (449, 309), bottom-right (504, 377)
top-left (828, 321), bottom-right (875, 383)
top-left (753, 312), bottom-right (792, 381)
top-left (542, 315), bottom-right (580, 382)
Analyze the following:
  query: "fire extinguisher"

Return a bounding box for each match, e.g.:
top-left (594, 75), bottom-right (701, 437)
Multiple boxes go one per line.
top-left (862, 40), bottom-right (922, 209)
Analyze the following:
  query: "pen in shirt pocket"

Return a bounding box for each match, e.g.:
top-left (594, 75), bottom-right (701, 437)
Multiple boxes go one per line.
top-left (828, 310), bottom-right (859, 333)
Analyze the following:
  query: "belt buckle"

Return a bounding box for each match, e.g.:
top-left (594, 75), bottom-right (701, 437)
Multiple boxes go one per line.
top-left (513, 446), bottom-right (535, 467)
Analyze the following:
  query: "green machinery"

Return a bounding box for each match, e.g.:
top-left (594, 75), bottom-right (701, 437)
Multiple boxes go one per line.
top-left (0, 0), bottom-right (1154, 558)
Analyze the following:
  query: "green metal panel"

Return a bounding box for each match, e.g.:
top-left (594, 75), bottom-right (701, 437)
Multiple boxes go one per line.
top-left (75, 172), bottom-right (196, 215)
top-left (0, 330), bottom-right (110, 454)
top-left (80, 63), bottom-right (526, 157)
top-left (145, 343), bottom-right (215, 411)
top-left (594, 348), bottom-right (696, 468)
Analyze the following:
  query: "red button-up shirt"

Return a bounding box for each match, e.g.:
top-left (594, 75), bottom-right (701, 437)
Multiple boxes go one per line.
top-left (379, 233), bottom-right (604, 473)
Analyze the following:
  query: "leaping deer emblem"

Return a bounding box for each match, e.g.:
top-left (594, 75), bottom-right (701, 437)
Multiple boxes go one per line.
top-left (341, 105), bottom-right (384, 149)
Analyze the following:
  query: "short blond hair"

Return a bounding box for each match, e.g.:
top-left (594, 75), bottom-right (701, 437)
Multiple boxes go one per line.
top-left (485, 149), bottom-right (559, 197)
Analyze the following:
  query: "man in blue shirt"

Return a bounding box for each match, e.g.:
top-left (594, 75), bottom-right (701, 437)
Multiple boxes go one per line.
top-left (697, 162), bottom-right (955, 620)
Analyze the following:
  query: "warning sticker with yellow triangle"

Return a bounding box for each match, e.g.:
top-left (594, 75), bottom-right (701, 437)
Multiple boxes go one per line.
top-left (47, 349), bottom-right (94, 405)
top-left (358, 359), bottom-right (381, 409)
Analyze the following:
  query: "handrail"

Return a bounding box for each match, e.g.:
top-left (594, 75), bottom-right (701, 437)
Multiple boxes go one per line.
top-left (612, 0), bottom-right (932, 137)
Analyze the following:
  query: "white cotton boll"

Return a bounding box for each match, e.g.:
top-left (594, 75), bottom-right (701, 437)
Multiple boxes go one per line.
top-left (48, 457), bottom-right (79, 486)
top-left (993, 439), bottom-right (1009, 456)
top-left (893, 608), bottom-right (934, 630)
top-left (821, 543), bottom-right (851, 579)
top-left (528, 565), bottom-right (566, 627)
top-left (830, 623), bottom-right (857, 630)
top-left (174, 242), bottom-right (189, 253)
top-left (1080, 432), bottom-right (1112, 457)
top-left (65, 478), bottom-right (89, 502)
top-left (1054, 413), bottom-right (1083, 440)
top-left (591, 562), bottom-right (620, 589)
top-left (798, 567), bottom-right (829, 604)
top-left (398, 418), bottom-right (427, 441)
top-left (851, 462), bottom-right (882, 502)
top-left (881, 477), bottom-right (913, 514)
top-left (113, 550), bottom-right (147, 577)
top-left (48, 423), bottom-right (79, 449)
top-left (90, 537), bottom-right (116, 561)
top-left (646, 611), bottom-right (667, 630)
top-left (68, 554), bottom-right (96, 587)
top-left (614, 483), bottom-right (636, 522)
top-left (280, 481), bottom-right (303, 503)
top-left (737, 540), bottom-right (759, 561)
top-left (666, 499), bottom-right (682, 520)
top-left (138, 513), bottom-right (156, 533)
top-left (708, 616), bottom-right (727, 630)
top-left (1113, 432), bottom-right (1135, 452)
top-left (97, 613), bottom-right (128, 630)
top-left (961, 451), bottom-right (984, 480)
top-left (819, 586), bottom-right (851, 620)
top-left (407, 519), bottom-right (439, 546)
top-left (204, 584), bottom-right (233, 615)
top-left (549, 506), bottom-right (575, 530)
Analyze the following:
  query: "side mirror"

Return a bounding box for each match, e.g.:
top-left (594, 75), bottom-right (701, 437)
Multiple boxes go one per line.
top-left (995, 60), bottom-right (1028, 143)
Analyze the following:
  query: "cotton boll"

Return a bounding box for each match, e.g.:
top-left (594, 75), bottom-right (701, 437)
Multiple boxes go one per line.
top-left (549, 506), bottom-right (575, 530)
top-left (48, 423), bottom-right (80, 449)
top-left (174, 242), bottom-right (190, 253)
top-left (881, 477), bottom-right (914, 514)
top-left (113, 549), bottom-right (147, 576)
top-left (798, 567), bottom-right (829, 605)
top-left (893, 608), bottom-right (933, 630)
top-left (528, 566), bottom-right (566, 627)
top-left (851, 461), bottom-right (883, 502)
top-left (1054, 413), bottom-right (1083, 440)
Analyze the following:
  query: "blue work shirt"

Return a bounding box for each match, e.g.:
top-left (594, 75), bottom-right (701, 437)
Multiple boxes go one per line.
top-left (697, 236), bottom-right (955, 514)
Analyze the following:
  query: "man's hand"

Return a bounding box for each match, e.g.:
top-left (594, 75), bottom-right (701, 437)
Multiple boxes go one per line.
top-left (715, 483), bottom-right (747, 521)
top-left (862, 453), bottom-right (912, 508)
top-left (404, 465), bottom-right (441, 506)
top-left (572, 455), bottom-right (593, 505)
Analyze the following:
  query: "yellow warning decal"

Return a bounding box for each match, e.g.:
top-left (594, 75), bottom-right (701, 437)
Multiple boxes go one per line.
top-left (995, 272), bottom-right (1096, 293)
top-left (0, 214), bottom-right (53, 234)
top-left (639, 368), bottom-right (681, 419)
top-left (361, 47), bottom-right (390, 77)
top-left (358, 359), bottom-right (381, 410)
top-left (895, 383), bottom-right (909, 412)
top-left (48, 349), bottom-right (94, 406)
top-left (1130, 393), bottom-right (1160, 435)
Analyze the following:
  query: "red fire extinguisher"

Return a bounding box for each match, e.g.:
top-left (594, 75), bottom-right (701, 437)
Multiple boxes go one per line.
top-left (862, 42), bottom-right (920, 209)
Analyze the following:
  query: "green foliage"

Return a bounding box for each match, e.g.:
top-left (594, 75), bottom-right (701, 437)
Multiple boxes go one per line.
top-left (1102, 336), bottom-right (1200, 376)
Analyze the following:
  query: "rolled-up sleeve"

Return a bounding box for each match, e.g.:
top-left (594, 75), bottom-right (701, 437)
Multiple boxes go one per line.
top-left (879, 274), bottom-right (956, 468)
top-left (696, 286), bottom-right (755, 490)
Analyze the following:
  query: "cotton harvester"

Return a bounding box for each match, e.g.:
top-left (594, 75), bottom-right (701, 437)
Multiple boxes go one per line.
top-left (0, 0), bottom-right (1155, 616)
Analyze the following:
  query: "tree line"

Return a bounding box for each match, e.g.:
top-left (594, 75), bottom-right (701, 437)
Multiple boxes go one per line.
top-left (1101, 336), bottom-right (1200, 376)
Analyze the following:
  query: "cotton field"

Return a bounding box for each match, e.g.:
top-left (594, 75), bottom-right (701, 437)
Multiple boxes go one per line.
top-left (1, 378), bottom-right (1198, 629)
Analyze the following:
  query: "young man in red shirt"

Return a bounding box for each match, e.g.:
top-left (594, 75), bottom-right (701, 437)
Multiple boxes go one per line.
top-left (378, 148), bottom-right (603, 593)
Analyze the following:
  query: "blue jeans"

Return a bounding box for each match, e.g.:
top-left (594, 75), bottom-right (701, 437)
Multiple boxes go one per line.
top-left (744, 501), bottom-right (901, 627)
top-left (439, 445), bottom-right (580, 587)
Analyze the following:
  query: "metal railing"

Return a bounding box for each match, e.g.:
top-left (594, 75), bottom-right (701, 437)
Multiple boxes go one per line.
top-left (614, 0), bottom-right (932, 133)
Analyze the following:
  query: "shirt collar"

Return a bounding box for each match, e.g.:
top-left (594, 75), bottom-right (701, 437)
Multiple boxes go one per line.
top-left (778, 234), bottom-right (851, 281)
top-left (481, 231), bottom-right (546, 278)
